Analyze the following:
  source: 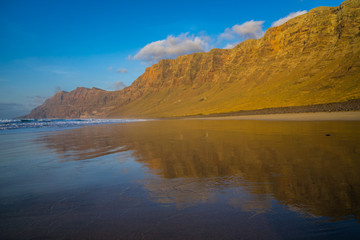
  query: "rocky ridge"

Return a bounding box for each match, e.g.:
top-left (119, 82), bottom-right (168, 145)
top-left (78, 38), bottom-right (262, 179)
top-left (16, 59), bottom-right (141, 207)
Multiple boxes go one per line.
top-left (25, 0), bottom-right (360, 119)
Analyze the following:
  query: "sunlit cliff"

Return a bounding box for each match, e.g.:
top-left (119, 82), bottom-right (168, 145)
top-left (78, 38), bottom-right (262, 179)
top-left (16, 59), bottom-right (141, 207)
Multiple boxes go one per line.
top-left (25, 0), bottom-right (360, 118)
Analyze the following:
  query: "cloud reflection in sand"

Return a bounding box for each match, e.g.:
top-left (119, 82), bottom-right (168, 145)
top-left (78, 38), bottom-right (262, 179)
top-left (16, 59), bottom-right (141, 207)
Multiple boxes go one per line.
top-left (38, 120), bottom-right (360, 220)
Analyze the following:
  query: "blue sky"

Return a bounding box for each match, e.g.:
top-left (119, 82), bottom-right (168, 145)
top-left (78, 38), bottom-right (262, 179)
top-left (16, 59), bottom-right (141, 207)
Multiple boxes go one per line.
top-left (0, 0), bottom-right (343, 118)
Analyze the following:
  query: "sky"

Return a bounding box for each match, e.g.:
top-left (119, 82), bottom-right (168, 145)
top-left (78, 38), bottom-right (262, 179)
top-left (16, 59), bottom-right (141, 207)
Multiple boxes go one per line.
top-left (0, 0), bottom-right (344, 118)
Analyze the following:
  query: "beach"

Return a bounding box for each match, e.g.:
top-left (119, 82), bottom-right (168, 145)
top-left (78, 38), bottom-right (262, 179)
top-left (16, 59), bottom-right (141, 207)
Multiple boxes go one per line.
top-left (1, 118), bottom-right (360, 239)
top-left (196, 111), bottom-right (360, 121)
top-left (1, 1), bottom-right (359, 238)
top-left (182, 99), bottom-right (360, 120)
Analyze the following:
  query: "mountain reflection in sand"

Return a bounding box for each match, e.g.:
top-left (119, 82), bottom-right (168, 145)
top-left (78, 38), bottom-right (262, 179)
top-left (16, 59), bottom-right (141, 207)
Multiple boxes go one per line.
top-left (38, 120), bottom-right (360, 221)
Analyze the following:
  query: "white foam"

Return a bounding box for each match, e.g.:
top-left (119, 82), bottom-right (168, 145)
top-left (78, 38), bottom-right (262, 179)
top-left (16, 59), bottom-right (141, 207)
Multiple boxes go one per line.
top-left (0, 118), bottom-right (149, 130)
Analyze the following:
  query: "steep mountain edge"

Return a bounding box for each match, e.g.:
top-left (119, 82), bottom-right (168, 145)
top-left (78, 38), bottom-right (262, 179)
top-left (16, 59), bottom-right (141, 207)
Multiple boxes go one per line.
top-left (24, 87), bottom-right (121, 118)
top-left (108, 0), bottom-right (360, 118)
top-left (25, 0), bottom-right (360, 119)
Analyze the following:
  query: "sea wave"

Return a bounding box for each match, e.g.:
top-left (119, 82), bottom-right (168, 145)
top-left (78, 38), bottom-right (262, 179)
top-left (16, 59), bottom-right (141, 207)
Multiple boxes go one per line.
top-left (0, 118), bottom-right (147, 130)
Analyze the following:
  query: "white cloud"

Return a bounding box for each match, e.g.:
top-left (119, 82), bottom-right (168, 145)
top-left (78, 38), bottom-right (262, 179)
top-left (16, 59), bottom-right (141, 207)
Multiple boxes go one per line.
top-left (220, 20), bottom-right (265, 41)
top-left (131, 12), bottom-right (307, 59)
top-left (232, 20), bottom-right (265, 39)
top-left (219, 28), bottom-right (236, 40)
top-left (224, 42), bottom-right (239, 49)
top-left (218, 20), bottom-right (265, 49)
top-left (271, 10), bottom-right (307, 27)
top-left (113, 81), bottom-right (127, 90)
top-left (116, 68), bottom-right (128, 73)
top-left (132, 33), bottom-right (210, 63)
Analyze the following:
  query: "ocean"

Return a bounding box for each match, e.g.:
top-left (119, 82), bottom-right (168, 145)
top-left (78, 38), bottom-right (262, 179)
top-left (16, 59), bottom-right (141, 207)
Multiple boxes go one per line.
top-left (1, 119), bottom-right (360, 239)
top-left (0, 118), bottom-right (147, 130)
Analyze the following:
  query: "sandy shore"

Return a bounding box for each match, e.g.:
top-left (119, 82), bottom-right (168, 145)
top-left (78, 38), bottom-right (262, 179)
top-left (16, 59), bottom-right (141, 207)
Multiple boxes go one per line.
top-left (195, 111), bottom-right (360, 121)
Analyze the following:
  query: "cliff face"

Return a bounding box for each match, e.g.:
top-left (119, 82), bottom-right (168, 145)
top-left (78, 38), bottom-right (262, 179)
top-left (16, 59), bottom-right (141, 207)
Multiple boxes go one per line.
top-left (25, 0), bottom-right (360, 118)
top-left (25, 87), bottom-right (121, 118)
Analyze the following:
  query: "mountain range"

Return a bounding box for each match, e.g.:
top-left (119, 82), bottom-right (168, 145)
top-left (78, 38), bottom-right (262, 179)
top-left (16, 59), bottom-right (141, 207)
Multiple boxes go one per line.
top-left (24, 0), bottom-right (360, 119)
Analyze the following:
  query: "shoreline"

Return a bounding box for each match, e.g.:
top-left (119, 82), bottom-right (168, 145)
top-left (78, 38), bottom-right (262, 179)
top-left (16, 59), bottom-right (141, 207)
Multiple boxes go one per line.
top-left (192, 111), bottom-right (360, 121)
top-left (174, 99), bottom-right (360, 121)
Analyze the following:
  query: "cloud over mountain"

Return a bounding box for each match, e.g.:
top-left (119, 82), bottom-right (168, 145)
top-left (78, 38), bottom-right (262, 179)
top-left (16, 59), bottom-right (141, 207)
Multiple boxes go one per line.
top-left (219, 20), bottom-right (265, 49)
top-left (271, 10), bottom-right (307, 27)
top-left (220, 20), bottom-right (265, 41)
top-left (133, 33), bottom-right (209, 63)
top-left (113, 81), bottom-right (127, 90)
top-left (132, 10), bottom-right (307, 57)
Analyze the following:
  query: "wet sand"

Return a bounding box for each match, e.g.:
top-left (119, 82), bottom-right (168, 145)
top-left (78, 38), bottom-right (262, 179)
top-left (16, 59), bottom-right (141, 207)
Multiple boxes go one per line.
top-left (196, 111), bottom-right (360, 121)
top-left (1, 120), bottom-right (360, 239)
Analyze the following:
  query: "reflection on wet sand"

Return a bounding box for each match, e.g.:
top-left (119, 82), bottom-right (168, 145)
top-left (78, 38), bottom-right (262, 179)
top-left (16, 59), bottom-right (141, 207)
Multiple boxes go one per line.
top-left (39, 120), bottom-right (360, 221)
